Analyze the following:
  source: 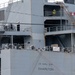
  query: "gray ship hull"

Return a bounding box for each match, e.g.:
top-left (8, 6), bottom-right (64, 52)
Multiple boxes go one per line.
top-left (1, 50), bottom-right (75, 75)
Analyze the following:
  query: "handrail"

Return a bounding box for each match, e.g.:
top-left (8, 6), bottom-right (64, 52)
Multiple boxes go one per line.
top-left (0, 24), bottom-right (32, 33)
top-left (2, 43), bottom-right (25, 50)
top-left (45, 25), bottom-right (75, 32)
top-left (45, 46), bottom-right (72, 52)
top-left (3, 25), bottom-right (32, 32)
top-left (0, 2), bottom-right (8, 8)
top-left (9, 0), bottom-right (21, 3)
top-left (44, 10), bottom-right (63, 16)
top-left (0, 0), bottom-right (21, 8)
top-left (59, 2), bottom-right (75, 25)
top-left (0, 44), bottom-right (73, 53)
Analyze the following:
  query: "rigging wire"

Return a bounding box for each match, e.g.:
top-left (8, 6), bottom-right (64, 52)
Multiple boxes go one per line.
top-left (5, 10), bottom-right (43, 17)
top-left (0, 22), bottom-right (73, 26)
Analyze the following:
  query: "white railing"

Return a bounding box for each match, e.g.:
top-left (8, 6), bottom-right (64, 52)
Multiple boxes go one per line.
top-left (45, 46), bottom-right (72, 52)
top-left (2, 43), bottom-right (25, 50)
top-left (2, 24), bottom-right (32, 32)
top-left (0, 0), bottom-right (21, 8)
top-left (45, 25), bottom-right (75, 32)
top-left (0, 23), bottom-right (32, 33)
top-left (23, 27), bottom-right (32, 32)
top-left (0, 2), bottom-right (8, 8)
top-left (8, 0), bottom-right (21, 4)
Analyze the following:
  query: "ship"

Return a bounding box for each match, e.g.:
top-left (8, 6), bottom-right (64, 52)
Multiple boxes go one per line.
top-left (0, 0), bottom-right (75, 75)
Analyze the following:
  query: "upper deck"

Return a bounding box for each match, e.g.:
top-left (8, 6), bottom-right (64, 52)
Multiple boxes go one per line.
top-left (0, 23), bottom-right (32, 36)
top-left (45, 25), bottom-right (75, 35)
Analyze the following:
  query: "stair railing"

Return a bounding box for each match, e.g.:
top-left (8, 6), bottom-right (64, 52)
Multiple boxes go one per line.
top-left (59, 2), bottom-right (75, 25)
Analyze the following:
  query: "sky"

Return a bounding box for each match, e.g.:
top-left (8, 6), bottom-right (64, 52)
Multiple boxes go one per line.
top-left (0, 0), bottom-right (9, 4)
top-left (48, 0), bottom-right (63, 2)
top-left (0, 0), bottom-right (63, 4)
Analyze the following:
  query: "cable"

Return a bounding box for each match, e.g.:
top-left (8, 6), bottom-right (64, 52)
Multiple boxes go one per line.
top-left (0, 22), bottom-right (73, 26)
top-left (0, 0), bottom-right (43, 17)
top-left (0, 21), bottom-right (71, 26)
top-left (5, 10), bottom-right (43, 17)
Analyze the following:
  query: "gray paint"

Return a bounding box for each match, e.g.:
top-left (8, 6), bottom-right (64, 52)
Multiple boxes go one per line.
top-left (24, 36), bottom-right (32, 49)
top-left (64, 0), bottom-right (74, 4)
top-left (1, 0), bottom-right (75, 48)
top-left (32, 39), bottom-right (45, 48)
top-left (31, 0), bottom-right (45, 47)
top-left (7, 0), bottom-right (32, 23)
top-left (59, 34), bottom-right (71, 47)
top-left (0, 10), bottom-right (5, 21)
top-left (1, 50), bottom-right (75, 75)
top-left (1, 1), bottom-right (75, 75)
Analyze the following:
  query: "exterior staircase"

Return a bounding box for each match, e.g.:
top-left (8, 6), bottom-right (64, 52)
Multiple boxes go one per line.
top-left (60, 2), bottom-right (75, 25)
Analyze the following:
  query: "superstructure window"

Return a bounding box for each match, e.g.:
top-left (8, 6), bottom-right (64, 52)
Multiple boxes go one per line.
top-left (44, 5), bottom-right (63, 16)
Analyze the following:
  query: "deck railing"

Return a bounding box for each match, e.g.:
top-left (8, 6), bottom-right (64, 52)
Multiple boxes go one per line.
top-left (44, 10), bottom-right (63, 16)
top-left (0, 0), bottom-right (21, 8)
top-left (3, 25), bottom-right (32, 32)
top-left (45, 25), bottom-right (75, 32)
top-left (45, 46), bottom-right (72, 52)
top-left (0, 24), bottom-right (32, 32)
top-left (0, 44), bottom-right (74, 53)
